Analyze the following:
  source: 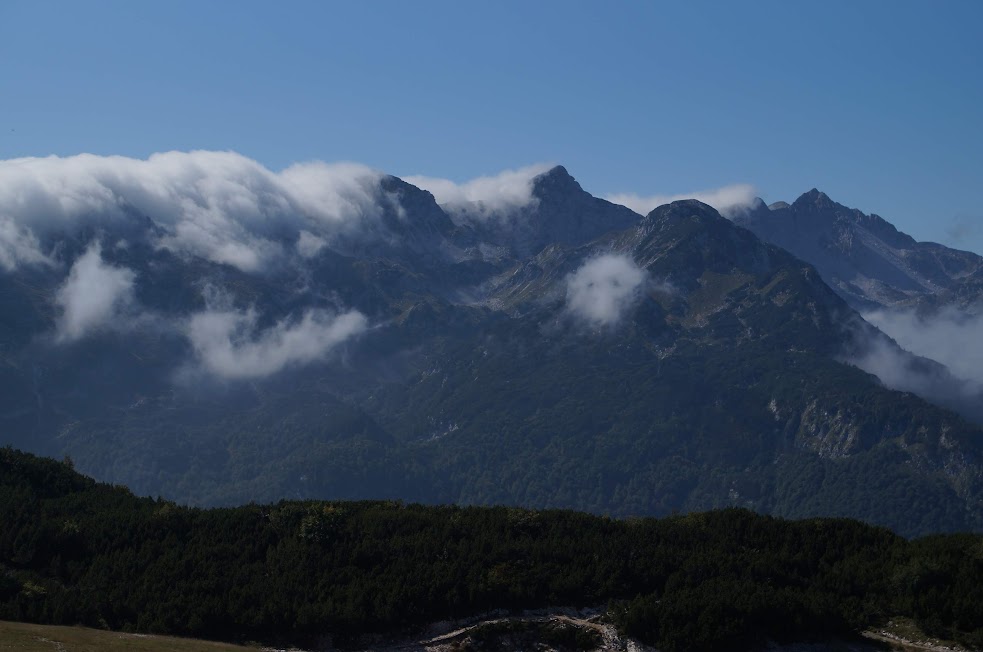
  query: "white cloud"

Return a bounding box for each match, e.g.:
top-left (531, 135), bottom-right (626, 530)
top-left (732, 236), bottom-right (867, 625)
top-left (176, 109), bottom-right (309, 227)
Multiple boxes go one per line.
top-left (184, 306), bottom-right (367, 380)
top-left (0, 151), bottom-right (388, 272)
top-left (606, 184), bottom-right (757, 218)
top-left (565, 254), bottom-right (647, 328)
top-left (863, 307), bottom-right (983, 390)
top-left (0, 216), bottom-right (49, 271)
top-left (54, 243), bottom-right (136, 342)
top-left (296, 230), bottom-right (327, 258)
top-left (844, 309), bottom-right (983, 424)
top-left (404, 163), bottom-right (553, 221)
top-left (848, 336), bottom-right (940, 396)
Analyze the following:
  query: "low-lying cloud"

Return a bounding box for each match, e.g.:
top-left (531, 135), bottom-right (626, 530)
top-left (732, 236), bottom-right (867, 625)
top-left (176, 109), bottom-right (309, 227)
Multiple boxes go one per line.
top-left (863, 307), bottom-right (983, 391)
top-left (845, 308), bottom-right (983, 424)
top-left (54, 243), bottom-right (136, 342)
top-left (404, 164), bottom-right (553, 222)
top-left (0, 151), bottom-right (388, 272)
top-left (606, 184), bottom-right (757, 218)
top-left (0, 217), bottom-right (50, 271)
top-left (565, 254), bottom-right (648, 328)
top-left (184, 306), bottom-right (368, 380)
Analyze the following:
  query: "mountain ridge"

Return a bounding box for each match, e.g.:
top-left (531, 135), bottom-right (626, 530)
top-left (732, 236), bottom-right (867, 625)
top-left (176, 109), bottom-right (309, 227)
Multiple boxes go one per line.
top-left (0, 158), bottom-right (980, 536)
top-left (736, 188), bottom-right (983, 312)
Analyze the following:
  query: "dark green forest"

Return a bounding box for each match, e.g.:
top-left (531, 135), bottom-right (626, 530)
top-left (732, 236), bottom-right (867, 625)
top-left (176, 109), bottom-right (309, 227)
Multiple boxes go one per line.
top-left (2, 447), bottom-right (982, 651)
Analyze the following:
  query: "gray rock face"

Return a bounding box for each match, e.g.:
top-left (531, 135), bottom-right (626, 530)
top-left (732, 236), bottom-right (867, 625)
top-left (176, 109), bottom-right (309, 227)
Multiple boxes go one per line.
top-left (734, 189), bottom-right (983, 313)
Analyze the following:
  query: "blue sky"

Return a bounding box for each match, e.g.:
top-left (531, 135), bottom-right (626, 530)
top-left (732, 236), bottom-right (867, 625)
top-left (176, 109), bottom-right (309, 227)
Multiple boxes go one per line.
top-left (1, 0), bottom-right (981, 252)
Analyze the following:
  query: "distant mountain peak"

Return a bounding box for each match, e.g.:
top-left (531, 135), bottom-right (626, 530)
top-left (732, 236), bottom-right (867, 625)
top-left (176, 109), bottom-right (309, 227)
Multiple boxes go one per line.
top-left (736, 186), bottom-right (979, 312)
top-left (768, 201), bottom-right (790, 211)
top-left (793, 188), bottom-right (837, 211)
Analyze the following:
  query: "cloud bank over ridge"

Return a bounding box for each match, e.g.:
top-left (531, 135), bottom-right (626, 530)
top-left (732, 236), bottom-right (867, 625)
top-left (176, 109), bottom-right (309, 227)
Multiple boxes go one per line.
top-left (0, 151), bottom-right (769, 379)
top-left (404, 164), bottom-right (553, 221)
top-left (606, 184), bottom-right (757, 217)
top-left (0, 151), bottom-right (389, 272)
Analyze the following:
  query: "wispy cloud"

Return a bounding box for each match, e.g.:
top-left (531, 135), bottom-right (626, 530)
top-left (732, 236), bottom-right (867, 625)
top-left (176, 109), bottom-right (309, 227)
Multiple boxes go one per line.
top-left (54, 242), bottom-right (136, 342)
top-left (296, 230), bottom-right (328, 258)
top-left (606, 183), bottom-right (757, 218)
top-left (404, 163), bottom-right (553, 221)
top-left (862, 307), bottom-right (983, 391)
top-left (183, 305), bottom-right (368, 380)
top-left (845, 308), bottom-right (983, 424)
top-left (565, 253), bottom-right (648, 328)
top-left (0, 216), bottom-right (49, 271)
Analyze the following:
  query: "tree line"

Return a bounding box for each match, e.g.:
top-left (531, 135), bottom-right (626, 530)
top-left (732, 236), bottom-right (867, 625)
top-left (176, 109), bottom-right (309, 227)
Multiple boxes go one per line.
top-left (1, 446), bottom-right (981, 651)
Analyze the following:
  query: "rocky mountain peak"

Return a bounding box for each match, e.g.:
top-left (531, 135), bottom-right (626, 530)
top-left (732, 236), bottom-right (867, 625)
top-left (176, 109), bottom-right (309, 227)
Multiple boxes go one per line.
top-left (792, 188), bottom-right (837, 212)
top-left (736, 186), bottom-right (983, 313)
top-left (531, 165), bottom-right (584, 199)
top-left (479, 164), bottom-right (639, 257)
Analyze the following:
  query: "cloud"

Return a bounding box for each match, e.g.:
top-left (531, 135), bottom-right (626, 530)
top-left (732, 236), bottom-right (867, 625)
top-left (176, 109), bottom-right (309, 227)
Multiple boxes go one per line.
top-left (565, 254), bottom-right (648, 328)
top-left (0, 151), bottom-right (388, 272)
top-left (606, 184), bottom-right (757, 218)
top-left (296, 230), bottom-right (327, 258)
top-left (845, 309), bottom-right (983, 424)
top-left (54, 242), bottom-right (136, 342)
top-left (0, 216), bottom-right (49, 271)
top-left (404, 163), bottom-right (553, 221)
top-left (862, 307), bottom-right (983, 390)
top-left (848, 337), bottom-right (951, 396)
top-left (184, 305), bottom-right (368, 380)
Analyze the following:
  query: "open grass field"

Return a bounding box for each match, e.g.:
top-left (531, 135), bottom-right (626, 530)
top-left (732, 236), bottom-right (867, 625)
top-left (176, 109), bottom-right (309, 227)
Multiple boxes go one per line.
top-left (0, 621), bottom-right (265, 652)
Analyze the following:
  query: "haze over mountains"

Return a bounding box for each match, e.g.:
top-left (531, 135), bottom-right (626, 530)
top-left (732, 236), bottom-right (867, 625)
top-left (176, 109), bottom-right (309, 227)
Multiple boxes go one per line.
top-left (734, 191), bottom-right (983, 424)
top-left (0, 152), bottom-right (980, 536)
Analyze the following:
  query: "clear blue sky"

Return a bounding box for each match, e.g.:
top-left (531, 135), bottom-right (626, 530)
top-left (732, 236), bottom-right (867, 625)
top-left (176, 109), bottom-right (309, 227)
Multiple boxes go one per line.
top-left (1, 0), bottom-right (981, 252)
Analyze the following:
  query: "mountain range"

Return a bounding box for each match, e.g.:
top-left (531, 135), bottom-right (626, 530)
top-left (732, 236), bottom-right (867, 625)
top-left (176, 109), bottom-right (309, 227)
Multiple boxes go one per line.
top-left (0, 153), bottom-right (980, 536)
top-left (735, 189), bottom-right (983, 312)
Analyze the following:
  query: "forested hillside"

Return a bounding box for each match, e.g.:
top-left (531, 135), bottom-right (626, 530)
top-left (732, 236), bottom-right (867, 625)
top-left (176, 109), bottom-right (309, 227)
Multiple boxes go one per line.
top-left (2, 448), bottom-right (982, 651)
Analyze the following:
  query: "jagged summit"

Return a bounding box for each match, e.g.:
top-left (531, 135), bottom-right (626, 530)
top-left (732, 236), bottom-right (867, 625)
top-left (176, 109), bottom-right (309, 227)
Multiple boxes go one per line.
top-left (531, 164), bottom-right (583, 196)
top-left (470, 163), bottom-right (638, 257)
top-left (792, 188), bottom-right (838, 212)
top-left (735, 187), bottom-right (983, 311)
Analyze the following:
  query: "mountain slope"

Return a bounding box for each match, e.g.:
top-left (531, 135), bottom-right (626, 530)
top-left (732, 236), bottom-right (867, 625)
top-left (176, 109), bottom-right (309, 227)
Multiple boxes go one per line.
top-left (0, 158), bottom-right (982, 536)
top-left (734, 189), bottom-right (983, 312)
top-left (450, 165), bottom-right (641, 259)
top-left (733, 190), bottom-right (983, 425)
top-left (367, 201), bottom-right (983, 535)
